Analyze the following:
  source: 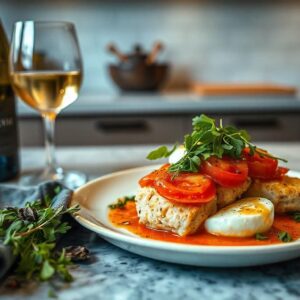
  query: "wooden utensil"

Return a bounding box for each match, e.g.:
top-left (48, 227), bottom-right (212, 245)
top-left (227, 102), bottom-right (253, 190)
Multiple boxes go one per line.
top-left (107, 43), bottom-right (128, 62)
top-left (192, 83), bottom-right (297, 96)
top-left (146, 42), bottom-right (164, 65)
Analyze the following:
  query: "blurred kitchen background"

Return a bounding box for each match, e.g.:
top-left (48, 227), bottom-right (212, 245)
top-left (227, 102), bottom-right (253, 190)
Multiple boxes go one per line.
top-left (2, 0), bottom-right (300, 146)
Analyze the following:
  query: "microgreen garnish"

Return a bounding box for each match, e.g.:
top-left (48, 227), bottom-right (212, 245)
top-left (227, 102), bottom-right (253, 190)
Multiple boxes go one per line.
top-left (255, 233), bottom-right (268, 241)
top-left (292, 212), bottom-right (300, 222)
top-left (147, 114), bottom-right (287, 174)
top-left (0, 201), bottom-right (80, 283)
top-left (147, 145), bottom-right (177, 160)
top-left (108, 196), bottom-right (135, 209)
top-left (278, 231), bottom-right (293, 243)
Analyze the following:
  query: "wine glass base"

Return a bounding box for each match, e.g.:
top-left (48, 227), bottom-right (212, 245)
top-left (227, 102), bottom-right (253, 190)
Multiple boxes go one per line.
top-left (19, 169), bottom-right (88, 190)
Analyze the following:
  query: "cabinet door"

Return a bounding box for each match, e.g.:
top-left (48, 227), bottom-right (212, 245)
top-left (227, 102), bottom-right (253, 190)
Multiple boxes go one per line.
top-left (19, 118), bottom-right (44, 146)
top-left (184, 114), bottom-right (300, 142)
top-left (19, 116), bottom-right (185, 146)
top-left (54, 116), bottom-right (185, 146)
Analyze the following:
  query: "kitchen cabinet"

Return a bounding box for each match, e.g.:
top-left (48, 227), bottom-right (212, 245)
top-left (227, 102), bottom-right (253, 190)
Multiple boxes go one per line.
top-left (19, 113), bottom-right (300, 147)
top-left (19, 116), bottom-right (185, 146)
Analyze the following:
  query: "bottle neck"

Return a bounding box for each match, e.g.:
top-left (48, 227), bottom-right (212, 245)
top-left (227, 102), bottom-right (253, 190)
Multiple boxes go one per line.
top-left (0, 20), bottom-right (10, 85)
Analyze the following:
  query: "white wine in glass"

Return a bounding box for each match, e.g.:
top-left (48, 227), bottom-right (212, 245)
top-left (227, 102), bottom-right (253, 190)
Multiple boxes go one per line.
top-left (11, 71), bottom-right (82, 115)
top-left (10, 21), bottom-right (87, 188)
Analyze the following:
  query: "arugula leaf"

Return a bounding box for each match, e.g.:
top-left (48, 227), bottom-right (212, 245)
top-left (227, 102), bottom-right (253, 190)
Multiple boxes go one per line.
top-left (192, 114), bottom-right (215, 131)
top-left (184, 135), bottom-right (193, 151)
top-left (146, 145), bottom-right (177, 160)
top-left (278, 231), bottom-right (293, 243)
top-left (146, 114), bottom-right (288, 174)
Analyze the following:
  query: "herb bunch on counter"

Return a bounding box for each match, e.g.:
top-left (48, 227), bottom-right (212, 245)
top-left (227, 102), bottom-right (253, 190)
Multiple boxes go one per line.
top-left (0, 197), bottom-right (88, 283)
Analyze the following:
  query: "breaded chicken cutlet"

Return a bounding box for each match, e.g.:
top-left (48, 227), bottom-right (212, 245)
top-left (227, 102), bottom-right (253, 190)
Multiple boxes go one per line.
top-left (136, 187), bottom-right (217, 236)
top-left (135, 179), bottom-right (251, 236)
top-left (245, 176), bottom-right (300, 214)
top-left (217, 178), bottom-right (251, 208)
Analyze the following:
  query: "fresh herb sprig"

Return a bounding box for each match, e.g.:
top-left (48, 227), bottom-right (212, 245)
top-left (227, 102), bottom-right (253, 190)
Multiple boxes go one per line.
top-left (292, 212), bottom-right (300, 222)
top-left (0, 201), bottom-right (79, 282)
top-left (278, 231), bottom-right (293, 243)
top-left (147, 114), bottom-right (287, 174)
top-left (108, 196), bottom-right (135, 210)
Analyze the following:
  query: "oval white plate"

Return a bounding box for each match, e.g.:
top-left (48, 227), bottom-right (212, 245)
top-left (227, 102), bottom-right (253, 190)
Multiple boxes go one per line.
top-left (71, 165), bottom-right (300, 267)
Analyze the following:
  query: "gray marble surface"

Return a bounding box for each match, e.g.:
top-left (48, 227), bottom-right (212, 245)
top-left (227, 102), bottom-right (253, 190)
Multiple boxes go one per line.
top-left (1, 144), bottom-right (300, 300)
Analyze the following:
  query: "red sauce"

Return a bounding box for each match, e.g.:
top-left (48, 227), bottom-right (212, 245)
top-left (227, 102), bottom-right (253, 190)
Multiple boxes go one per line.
top-left (108, 202), bottom-right (300, 246)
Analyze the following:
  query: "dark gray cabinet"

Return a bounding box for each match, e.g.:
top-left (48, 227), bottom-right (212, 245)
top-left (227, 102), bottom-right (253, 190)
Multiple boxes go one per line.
top-left (18, 113), bottom-right (300, 146)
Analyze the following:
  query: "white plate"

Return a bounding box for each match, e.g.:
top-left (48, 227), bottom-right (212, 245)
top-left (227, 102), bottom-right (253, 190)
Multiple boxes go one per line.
top-left (71, 165), bottom-right (300, 267)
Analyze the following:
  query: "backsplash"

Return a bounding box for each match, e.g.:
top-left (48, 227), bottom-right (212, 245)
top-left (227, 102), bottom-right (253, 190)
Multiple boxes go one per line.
top-left (2, 0), bottom-right (300, 97)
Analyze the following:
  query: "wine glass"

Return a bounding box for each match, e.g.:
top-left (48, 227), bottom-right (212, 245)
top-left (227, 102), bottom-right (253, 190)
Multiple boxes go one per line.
top-left (9, 21), bottom-right (87, 189)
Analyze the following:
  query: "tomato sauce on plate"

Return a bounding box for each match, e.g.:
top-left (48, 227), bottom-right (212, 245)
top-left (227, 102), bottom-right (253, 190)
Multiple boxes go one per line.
top-left (108, 202), bottom-right (300, 246)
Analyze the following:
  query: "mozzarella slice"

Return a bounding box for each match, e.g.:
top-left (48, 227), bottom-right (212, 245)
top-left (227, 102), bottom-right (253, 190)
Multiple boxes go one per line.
top-left (204, 197), bottom-right (274, 237)
top-left (169, 145), bottom-right (186, 164)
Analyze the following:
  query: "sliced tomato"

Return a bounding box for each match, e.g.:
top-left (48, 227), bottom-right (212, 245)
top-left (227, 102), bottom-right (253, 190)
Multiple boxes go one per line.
top-left (274, 166), bottom-right (289, 178)
top-left (266, 166), bottom-right (289, 181)
top-left (139, 164), bottom-right (169, 187)
top-left (243, 148), bottom-right (278, 179)
top-left (154, 172), bottom-right (216, 204)
top-left (201, 156), bottom-right (248, 188)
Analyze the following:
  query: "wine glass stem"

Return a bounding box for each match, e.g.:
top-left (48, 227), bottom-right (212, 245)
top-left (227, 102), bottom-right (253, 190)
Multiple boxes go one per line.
top-left (42, 113), bottom-right (58, 174)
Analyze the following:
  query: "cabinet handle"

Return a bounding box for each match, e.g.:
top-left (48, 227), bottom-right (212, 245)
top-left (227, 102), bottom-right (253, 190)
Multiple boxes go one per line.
top-left (233, 118), bottom-right (280, 129)
top-left (96, 120), bottom-right (149, 133)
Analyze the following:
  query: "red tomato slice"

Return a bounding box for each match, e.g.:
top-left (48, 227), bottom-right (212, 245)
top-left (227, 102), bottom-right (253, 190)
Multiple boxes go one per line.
top-left (267, 166), bottom-right (289, 180)
top-left (274, 167), bottom-right (289, 178)
top-left (139, 164), bottom-right (216, 205)
top-left (201, 156), bottom-right (248, 188)
top-left (243, 148), bottom-right (278, 179)
top-left (154, 172), bottom-right (216, 204)
top-left (139, 164), bottom-right (169, 187)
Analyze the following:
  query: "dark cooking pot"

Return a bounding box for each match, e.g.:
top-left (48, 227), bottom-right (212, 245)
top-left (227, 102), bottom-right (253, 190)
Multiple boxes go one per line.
top-left (109, 63), bottom-right (169, 92)
top-left (107, 43), bottom-right (169, 92)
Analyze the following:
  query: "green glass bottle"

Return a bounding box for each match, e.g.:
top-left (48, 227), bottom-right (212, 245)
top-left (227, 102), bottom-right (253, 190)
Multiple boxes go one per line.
top-left (0, 20), bottom-right (19, 181)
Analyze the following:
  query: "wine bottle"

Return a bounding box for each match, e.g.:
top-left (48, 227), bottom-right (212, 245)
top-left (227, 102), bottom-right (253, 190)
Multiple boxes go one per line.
top-left (0, 20), bottom-right (19, 181)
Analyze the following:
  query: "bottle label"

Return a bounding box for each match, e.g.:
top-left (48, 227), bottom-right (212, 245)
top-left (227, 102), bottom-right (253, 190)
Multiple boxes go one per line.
top-left (0, 84), bottom-right (18, 155)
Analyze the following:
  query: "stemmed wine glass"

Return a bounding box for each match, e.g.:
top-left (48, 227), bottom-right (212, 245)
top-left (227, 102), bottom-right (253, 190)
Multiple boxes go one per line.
top-left (9, 21), bottom-right (87, 188)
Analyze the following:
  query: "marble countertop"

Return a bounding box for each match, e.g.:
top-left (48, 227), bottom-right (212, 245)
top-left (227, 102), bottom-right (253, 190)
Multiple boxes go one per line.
top-left (2, 144), bottom-right (300, 300)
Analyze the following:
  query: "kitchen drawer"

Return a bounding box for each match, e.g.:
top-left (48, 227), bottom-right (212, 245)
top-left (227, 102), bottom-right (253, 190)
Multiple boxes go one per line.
top-left (184, 114), bottom-right (300, 142)
top-left (19, 113), bottom-right (300, 147)
top-left (18, 118), bottom-right (44, 146)
top-left (19, 116), bottom-right (185, 146)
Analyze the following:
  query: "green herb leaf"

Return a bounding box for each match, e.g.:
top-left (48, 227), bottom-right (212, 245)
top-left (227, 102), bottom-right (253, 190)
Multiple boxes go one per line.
top-left (278, 231), bottom-right (293, 243)
top-left (0, 199), bottom-right (80, 284)
top-left (146, 145), bottom-right (177, 160)
top-left (184, 135), bottom-right (193, 151)
top-left (109, 195), bottom-right (135, 209)
top-left (293, 212), bottom-right (300, 222)
top-left (54, 186), bottom-right (61, 195)
top-left (255, 233), bottom-right (268, 240)
top-left (40, 260), bottom-right (55, 281)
